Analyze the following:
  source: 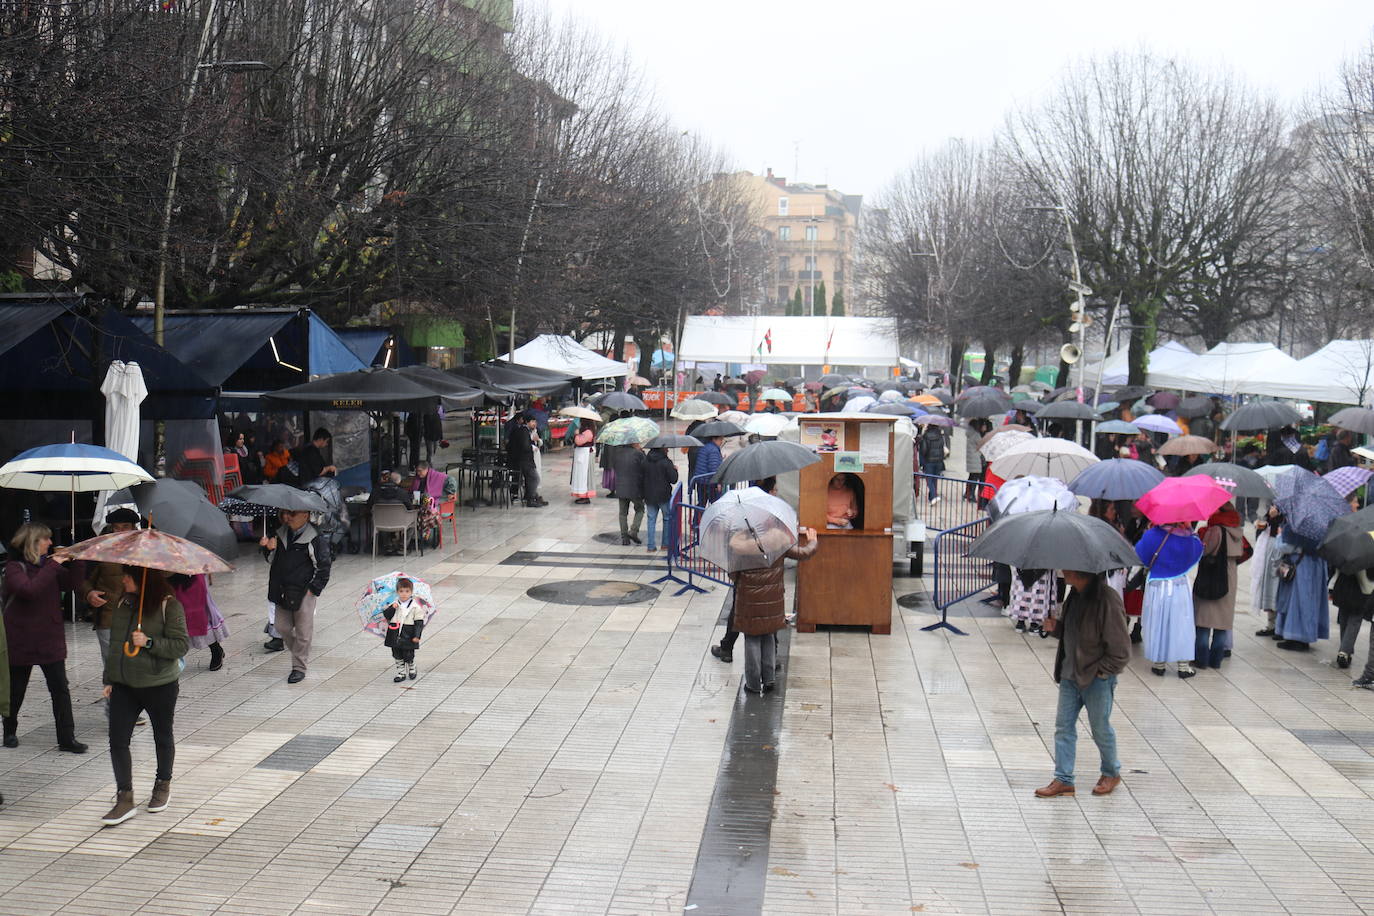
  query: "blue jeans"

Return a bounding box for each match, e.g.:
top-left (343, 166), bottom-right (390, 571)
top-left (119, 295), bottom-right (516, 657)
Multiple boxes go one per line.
top-left (924, 462), bottom-right (944, 498)
top-left (1194, 627), bottom-right (1227, 668)
top-left (1053, 675), bottom-right (1120, 785)
top-left (646, 502), bottom-right (666, 550)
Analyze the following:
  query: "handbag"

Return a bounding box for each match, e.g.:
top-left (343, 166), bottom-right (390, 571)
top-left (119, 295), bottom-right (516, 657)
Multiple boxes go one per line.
top-left (1125, 530), bottom-right (1170, 592)
top-left (1192, 553), bottom-right (1229, 600)
top-left (1277, 555), bottom-right (1299, 582)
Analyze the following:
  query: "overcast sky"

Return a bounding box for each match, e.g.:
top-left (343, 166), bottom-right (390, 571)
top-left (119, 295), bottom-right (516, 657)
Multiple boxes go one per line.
top-left (536, 0), bottom-right (1373, 200)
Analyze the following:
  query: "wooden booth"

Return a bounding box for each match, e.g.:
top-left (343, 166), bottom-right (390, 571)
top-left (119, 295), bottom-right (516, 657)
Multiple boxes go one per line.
top-left (794, 414), bottom-right (896, 634)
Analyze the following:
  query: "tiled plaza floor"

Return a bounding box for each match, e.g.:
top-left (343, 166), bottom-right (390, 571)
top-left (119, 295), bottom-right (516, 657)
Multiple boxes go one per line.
top-left (1, 441), bottom-right (1374, 915)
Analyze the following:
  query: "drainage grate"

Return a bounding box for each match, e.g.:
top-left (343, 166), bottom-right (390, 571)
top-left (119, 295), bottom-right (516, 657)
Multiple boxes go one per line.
top-left (255, 734), bottom-right (348, 772)
top-left (525, 579), bottom-right (660, 606)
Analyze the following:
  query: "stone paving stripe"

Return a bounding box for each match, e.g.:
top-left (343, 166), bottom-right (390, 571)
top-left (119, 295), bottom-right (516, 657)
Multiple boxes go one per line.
top-left (254, 735), bottom-right (349, 772)
top-left (684, 600), bottom-right (789, 916)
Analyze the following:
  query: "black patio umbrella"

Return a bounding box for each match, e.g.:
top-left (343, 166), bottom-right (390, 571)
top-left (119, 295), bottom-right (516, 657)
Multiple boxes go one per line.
top-left (693, 391), bottom-right (736, 406)
top-left (225, 484), bottom-right (328, 514)
top-left (1329, 407), bottom-right (1374, 436)
top-left (1109, 385), bottom-right (1151, 401)
top-left (1220, 399), bottom-right (1301, 432)
top-left (644, 434), bottom-right (702, 449)
top-left (1035, 401), bottom-right (1098, 422)
top-left (452, 360), bottom-right (575, 396)
top-left (1183, 462), bottom-right (1272, 499)
top-left (712, 440), bottom-right (819, 485)
top-left (599, 391), bottom-right (648, 411)
top-left (958, 392), bottom-right (1014, 418)
top-left (969, 508), bottom-right (1139, 573)
top-left (1175, 395), bottom-right (1214, 419)
top-left (1320, 506), bottom-right (1374, 574)
top-left (110, 478), bottom-right (239, 561)
top-left (262, 367), bottom-right (443, 412)
top-left (693, 420), bottom-right (747, 439)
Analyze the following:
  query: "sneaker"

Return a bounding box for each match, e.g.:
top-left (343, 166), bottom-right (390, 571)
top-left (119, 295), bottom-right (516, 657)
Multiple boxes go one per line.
top-left (1353, 677), bottom-right (1374, 690)
top-left (1177, 664), bottom-right (1196, 679)
top-left (101, 791), bottom-right (137, 826)
top-left (393, 672), bottom-right (407, 683)
top-left (1151, 664), bottom-right (1166, 677)
top-left (929, 496), bottom-right (941, 505)
top-left (264, 637), bottom-right (285, 652)
top-left (710, 645), bottom-right (732, 664)
top-left (147, 779), bottom-right (171, 813)
top-left (1014, 620), bottom-right (1026, 632)
top-left (1338, 652), bottom-right (1352, 669)
top-left (407, 666), bottom-right (417, 681)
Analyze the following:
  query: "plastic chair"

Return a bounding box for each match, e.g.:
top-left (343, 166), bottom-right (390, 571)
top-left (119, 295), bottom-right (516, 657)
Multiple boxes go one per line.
top-left (371, 503), bottom-right (421, 560)
top-left (436, 498), bottom-right (458, 547)
top-left (221, 452), bottom-right (243, 491)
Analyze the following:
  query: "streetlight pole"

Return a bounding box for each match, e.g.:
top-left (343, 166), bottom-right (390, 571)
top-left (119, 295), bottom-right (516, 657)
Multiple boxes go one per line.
top-left (1028, 204), bottom-right (1092, 441)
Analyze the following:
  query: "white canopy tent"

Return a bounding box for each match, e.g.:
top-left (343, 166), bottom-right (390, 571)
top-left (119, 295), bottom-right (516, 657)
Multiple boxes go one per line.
top-left (1146, 342), bottom-right (1300, 396)
top-left (1082, 341), bottom-right (1196, 387)
top-left (1242, 340), bottom-right (1374, 406)
top-left (498, 334), bottom-right (627, 380)
top-left (678, 316), bottom-right (900, 367)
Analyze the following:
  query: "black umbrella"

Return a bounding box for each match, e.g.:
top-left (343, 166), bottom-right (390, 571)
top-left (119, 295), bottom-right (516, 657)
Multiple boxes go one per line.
top-left (693, 420), bottom-right (747, 438)
top-left (928, 388), bottom-right (954, 406)
top-left (1320, 507), bottom-right (1374, 573)
top-left (693, 391), bottom-right (736, 406)
top-left (712, 440), bottom-right (819, 484)
top-left (1175, 395), bottom-right (1214, 419)
top-left (784, 376), bottom-right (806, 388)
top-left (452, 360), bottom-right (575, 396)
top-left (956, 385), bottom-right (1002, 401)
top-left (958, 392), bottom-right (1014, 418)
top-left (1109, 385), bottom-right (1151, 401)
top-left (969, 509), bottom-right (1140, 573)
top-left (262, 367), bottom-right (444, 412)
top-left (109, 479), bottom-right (239, 560)
top-left (599, 391), bottom-right (648, 411)
top-left (644, 434), bottom-right (702, 449)
top-left (1220, 400), bottom-right (1301, 432)
top-left (1183, 462), bottom-right (1272, 499)
top-left (874, 380), bottom-right (908, 394)
top-left (868, 402), bottom-right (921, 416)
top-left (1067, 458), bottom-right (1164, 501)
top-left (1035, 401), bottom-right (1098, 421)
top-left (225, 484), bottom-right (327, 514)
top-left (1147, 391), bottom-right (1181, 410)
top-left (818, 373), bottom-right (848, 387)
top-left (1053, 386), bottom-right (1095, 403)
top-left (1329, 407), bottom-right (1374, 436)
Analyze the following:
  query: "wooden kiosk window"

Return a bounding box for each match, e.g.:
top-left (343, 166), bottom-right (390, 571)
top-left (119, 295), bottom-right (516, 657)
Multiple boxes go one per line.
top-left (795, 415), bottom-right (896, 634)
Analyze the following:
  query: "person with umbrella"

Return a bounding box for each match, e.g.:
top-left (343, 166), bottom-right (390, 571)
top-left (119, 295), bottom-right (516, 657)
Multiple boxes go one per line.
top-left (1192, 501), bottom-right (1248, 671)
top-left (260, 508), bottom-right (333, 684)
top-left (2, 524), bottom-right (88, 752)
top-left (570, 414), bottom-right (599, 505)
top-left (1252, 505), bottom-right (1286, 638)
top-left (963, 418), bottom-right (991, 503)
top-left (1035, 567), bottom-right (1131, 798)
top-left (695, 435), bottom-right (725, 504)
top-left (728, 523), bottom-right (817, 694)
top-left (1265, 425), bottom-right (1311, 470)
top-left (506, 412), bottom-right (546, 508)
top-left (1134, 520), bottom-right (1205, 679)
top-left (613, 441), bottom-right (647, 546)
top-left (98, 565), bottom-right (189, 825)
top-left (1273, 529), bottom-right (1330, 652)
top-left (917, 423), bottom-right (949, 502)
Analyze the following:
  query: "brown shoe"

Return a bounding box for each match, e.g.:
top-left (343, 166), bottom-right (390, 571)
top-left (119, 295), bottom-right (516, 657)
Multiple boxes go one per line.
top-left (1092, 776), bottom-right (1121, 796)
top-left (101, 791), bottom-right (137, 826)
top-left (1034, 779), bottom-right (1075, 798)
top-left (148, 779), bottom-right (171, 812)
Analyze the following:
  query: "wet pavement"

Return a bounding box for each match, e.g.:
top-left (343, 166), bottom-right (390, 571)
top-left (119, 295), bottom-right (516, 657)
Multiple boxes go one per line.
top-left (1, 436), bottom-right (1374, 914)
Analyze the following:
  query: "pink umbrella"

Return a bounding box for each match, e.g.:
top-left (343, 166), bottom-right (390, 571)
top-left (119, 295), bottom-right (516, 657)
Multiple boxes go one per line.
top-left (1322, 466), bottom-right (1374, 497)
top-left (1135, 475), bottom-right (1233, 525)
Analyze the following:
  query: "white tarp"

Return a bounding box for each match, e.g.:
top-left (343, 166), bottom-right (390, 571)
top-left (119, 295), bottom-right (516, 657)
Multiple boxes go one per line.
top-left (1083, 341), bottom-right (1196, 387)
top-left (1147, 341), bottom-right (1299, 396)
top-left (499, 334), bottom-right (627, 380)
top-left (679, 316), bottom-right (900, 367)
top-left (1242, 340), bottom-right (1374, 406)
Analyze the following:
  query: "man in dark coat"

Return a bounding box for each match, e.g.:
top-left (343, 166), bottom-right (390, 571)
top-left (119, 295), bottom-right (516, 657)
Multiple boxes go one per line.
top-left (613, 442), bottom-right (646, 545)
top-left (506, 413), bottom-right (545, 507)
top-left (293, 428), bottom-right (337, 484)
top-left (422, 408), bottom-right (444, 463)
top-left (260, 509), bottom-right (332, 683)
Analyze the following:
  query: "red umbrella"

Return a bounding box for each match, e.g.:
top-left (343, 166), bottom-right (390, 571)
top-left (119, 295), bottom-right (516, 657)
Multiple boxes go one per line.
top-left (744, 369), bottom-right (767, 384)
top-left (1135, 476), bottom-right (1232, 525)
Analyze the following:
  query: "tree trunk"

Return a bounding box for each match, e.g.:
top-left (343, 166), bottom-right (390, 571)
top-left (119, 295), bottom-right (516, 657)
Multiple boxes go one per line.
top-left (1006, 344), bottom-right (1025, 388)
top-left (979, 343), bottom-right (998, 385)
top-left (610, 326), bottom-right (626, 362)
top-left (1126, 300), bottom-right (1161, 387)
top-left (947, 338), bottom-right (967, 393)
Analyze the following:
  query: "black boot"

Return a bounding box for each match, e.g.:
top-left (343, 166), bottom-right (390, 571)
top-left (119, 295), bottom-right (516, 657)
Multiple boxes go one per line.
top-left (1130, 620), bottom-right (1142, 644)
top-left (2, 718), bottom-right (15, 749)
top-left (209, 642), bottom-right (224, 671)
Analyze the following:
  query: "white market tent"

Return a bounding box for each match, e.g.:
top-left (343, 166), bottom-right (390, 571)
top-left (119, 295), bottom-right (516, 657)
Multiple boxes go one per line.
top-left (498, 334), bottom-right (627, 380)
top-left (1242, 340), bottom-right (1374, 406)
top-left (679, 316), bottom-right (900, 367)
top-left (1146, 342), bottom-right (1300, 396)
top-left (1083, 340), bottom-right (1196, 387)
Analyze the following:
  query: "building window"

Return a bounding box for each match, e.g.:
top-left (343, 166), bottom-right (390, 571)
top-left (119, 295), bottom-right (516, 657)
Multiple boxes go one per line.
top-left (779, 256), bottom-right (790, 273)
top-left (778, 197), bottom-right (789, 216)
top-left (804, 255), bottom-right (816, 271)
top-left (778, 285), bottom-right (789, 304)
top-left (778, 226), bottom-right (791, 241)
top-left (804, 287), bottom-right (813, 308)
top-left (805, 224), bottom-right (818, 242)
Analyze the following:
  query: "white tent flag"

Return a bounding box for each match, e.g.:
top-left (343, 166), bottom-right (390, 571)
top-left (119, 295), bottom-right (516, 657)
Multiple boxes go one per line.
top-left (93, 360), bottom-right (147, 529)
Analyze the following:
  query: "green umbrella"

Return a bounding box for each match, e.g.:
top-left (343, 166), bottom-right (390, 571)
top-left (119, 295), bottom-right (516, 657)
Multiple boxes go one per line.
top-left (596, 417), bottom-right (660, 445)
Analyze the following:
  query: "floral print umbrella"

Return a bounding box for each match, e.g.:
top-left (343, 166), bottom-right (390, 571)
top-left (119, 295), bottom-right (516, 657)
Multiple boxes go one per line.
top-left (65, 527), bottom-right (233, 575)
top-left (357, 571), bottom-right (437, 638)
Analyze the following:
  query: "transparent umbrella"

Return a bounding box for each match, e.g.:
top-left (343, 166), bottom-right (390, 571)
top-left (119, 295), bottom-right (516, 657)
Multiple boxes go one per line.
top-left (698, 487), bottom-right (799, 572)
top-left (596, 417), bottom-right (659, 445)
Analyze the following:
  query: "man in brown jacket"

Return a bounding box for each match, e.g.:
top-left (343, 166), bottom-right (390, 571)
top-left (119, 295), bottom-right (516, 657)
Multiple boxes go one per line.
top-left (1036, 569), bottom-right (1130, 798)
top-left (729, 526), bottom-right (818, 694)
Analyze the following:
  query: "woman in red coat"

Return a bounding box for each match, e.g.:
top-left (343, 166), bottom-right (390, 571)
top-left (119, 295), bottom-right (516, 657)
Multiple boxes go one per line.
top-left (3, 523), bottom-right (88, 752)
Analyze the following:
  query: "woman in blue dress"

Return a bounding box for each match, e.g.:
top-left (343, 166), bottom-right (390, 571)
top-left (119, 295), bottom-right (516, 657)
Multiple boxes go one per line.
top-left (1273, 529), bottom-right (1330, 651)
top-left (1135, 522), bottom-right (1205, 678)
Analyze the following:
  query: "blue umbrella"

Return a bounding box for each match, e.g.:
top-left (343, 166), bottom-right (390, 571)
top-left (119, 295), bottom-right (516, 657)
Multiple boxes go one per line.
top-left (867, 402), bottom-right (921, 417)
top-left (1067, 458), bottom-right (1165, 501)
top-left (0, 442), bottom-right (152, 492)
top-left (1096, 420), bottom-right (1140, 435)
top-left (1275, 471), bottom-right (1351, 542)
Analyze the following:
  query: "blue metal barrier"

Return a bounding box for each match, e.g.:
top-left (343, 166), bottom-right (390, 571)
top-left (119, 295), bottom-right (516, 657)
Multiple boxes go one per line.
top-left (653, 482), bottom-right (732, 596)
top-left (913, 472), bottom-right (996, 533)
top-left (922, 516), bottom-right (993, 636)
